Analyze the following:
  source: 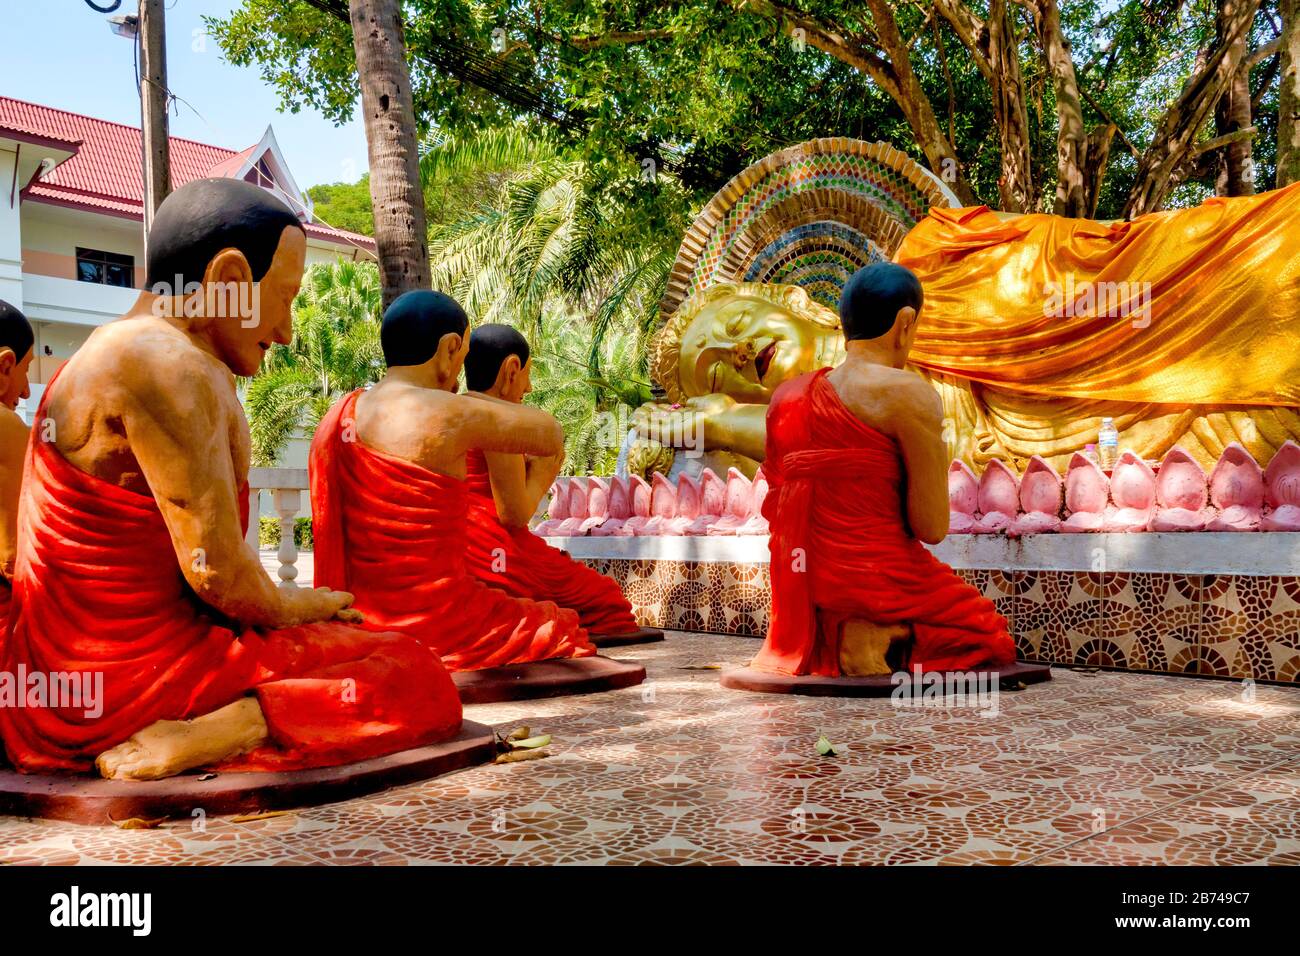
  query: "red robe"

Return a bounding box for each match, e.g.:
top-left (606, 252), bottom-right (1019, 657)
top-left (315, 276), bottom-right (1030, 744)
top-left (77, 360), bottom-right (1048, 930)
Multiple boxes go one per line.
top-left (752, 368), bottom-right (1016, 676)
top-left (463, 449), bottom-right (639, 635)
top-left (309, 391), bottom-right (595, 670)
top-left (0, 380), bottom-right (461, 775)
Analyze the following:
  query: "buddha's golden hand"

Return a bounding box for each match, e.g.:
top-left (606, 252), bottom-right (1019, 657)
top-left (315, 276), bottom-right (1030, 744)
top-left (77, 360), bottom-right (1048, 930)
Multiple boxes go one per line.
top-left (632, 394), bottom-right (739, 451)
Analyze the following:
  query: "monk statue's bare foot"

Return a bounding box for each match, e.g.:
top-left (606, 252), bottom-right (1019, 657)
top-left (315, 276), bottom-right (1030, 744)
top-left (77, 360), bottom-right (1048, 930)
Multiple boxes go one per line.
top-left (839, 620), bottom-right (910, 676)
top-left (96, 698), bottom-right (269, 781)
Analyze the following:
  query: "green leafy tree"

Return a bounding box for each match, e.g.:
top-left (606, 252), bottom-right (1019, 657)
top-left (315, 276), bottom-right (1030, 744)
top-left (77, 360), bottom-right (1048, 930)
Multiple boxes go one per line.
top-left (244, 259), bottom-right (384, 465)
top-left (419, 125), bottom-right (669, 473)
top-left (307, 177), bottom-right (375, 235)
top-left (526, 301), bottom-right (653, 475)
top-left (212, 1), bottom-right (1288, 220)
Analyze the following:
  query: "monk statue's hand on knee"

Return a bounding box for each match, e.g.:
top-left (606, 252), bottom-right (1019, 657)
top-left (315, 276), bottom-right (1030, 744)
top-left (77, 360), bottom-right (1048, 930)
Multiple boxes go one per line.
top-left (274, 586), bottom-right (357, 627)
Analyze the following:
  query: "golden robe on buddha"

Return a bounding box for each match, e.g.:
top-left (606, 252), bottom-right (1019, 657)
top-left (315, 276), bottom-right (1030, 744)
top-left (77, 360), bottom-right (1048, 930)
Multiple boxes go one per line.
top-left (637, 185), bottom-right (1300, 475)
top-left (896, 183), bottom-right (1300, 471)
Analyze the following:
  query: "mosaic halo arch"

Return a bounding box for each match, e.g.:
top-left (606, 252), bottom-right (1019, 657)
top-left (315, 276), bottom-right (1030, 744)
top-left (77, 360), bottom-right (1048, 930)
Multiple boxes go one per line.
top-left (657, 138), bottom-right (959, 327)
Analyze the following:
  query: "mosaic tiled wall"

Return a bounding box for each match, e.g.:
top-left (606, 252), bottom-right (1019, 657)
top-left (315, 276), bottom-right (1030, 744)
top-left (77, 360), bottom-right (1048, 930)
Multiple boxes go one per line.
top-left (581, 558), bottom-right (1300, 685)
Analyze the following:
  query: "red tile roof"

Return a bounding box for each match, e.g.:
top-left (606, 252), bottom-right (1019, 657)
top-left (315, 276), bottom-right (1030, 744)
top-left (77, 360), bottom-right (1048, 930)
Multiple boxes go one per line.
top-left (0, 96), bottom-right (374, 252)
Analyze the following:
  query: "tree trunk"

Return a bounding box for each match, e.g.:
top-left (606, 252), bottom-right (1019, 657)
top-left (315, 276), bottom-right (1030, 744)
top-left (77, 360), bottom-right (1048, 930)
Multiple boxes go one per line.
top-left (1124, 0), bottom-right (1261, 217)
top-left (1279, 0), bottom-right (1300, 185)
top-left (1083, 124), bottom-right (1117, 217)
top-left (1030, 0), bottom-right (1092, 216)
top-left (348, 0), bottom-right (429, 308)
top-left (934, 0), bottom-right (1035, 211)
top-left (1214, 2), bottom-right (1258, 195)
top-left (861, 0), bottom-right (979, 205)
top-left (732, 0), bottom-right (979, 205)
top-left (987, 1), bottom-right (1036, 212)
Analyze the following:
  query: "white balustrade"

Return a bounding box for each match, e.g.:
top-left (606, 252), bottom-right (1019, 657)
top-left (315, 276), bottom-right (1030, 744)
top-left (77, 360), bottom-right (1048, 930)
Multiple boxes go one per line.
top-left (247, 467), bottom-right (309, 589)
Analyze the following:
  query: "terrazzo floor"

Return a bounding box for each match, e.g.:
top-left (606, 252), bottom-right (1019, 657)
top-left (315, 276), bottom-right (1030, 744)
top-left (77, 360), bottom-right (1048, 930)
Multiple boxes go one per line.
top-left (2, 630), bottom-right (1298, 865)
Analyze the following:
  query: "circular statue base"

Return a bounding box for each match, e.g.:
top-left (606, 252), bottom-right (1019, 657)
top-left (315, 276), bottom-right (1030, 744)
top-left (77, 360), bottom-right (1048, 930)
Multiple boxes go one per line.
top-left (720, 661), bottom-right (1053, 697)
top-left (453, 656), bottom-right (646, 704)
top-left (589, 626), bottom-right (665, 648)
top-left (0, 720), bottom-right (496, 826)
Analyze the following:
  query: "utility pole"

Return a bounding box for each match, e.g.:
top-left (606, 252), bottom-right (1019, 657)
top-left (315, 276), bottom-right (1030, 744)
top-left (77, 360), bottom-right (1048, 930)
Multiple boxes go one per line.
top-left (137, 0), bottom-right (170, 246)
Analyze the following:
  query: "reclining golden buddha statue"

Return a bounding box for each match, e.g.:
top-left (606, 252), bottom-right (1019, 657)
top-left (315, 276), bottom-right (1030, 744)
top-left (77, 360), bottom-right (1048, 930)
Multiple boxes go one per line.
top-left (631, 184), bottom-right (1300, 480)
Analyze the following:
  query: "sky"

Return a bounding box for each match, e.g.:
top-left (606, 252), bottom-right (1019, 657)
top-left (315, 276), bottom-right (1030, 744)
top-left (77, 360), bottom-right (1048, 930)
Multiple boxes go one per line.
top-left (0, 0), bottom-right (368, 189)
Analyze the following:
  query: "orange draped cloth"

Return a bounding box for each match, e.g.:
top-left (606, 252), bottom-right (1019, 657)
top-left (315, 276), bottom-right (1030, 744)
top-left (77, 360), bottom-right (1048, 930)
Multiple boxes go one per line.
top-left (0, 386), bottom-right (461, 774)
top-left (309, 391), bottom-right (595, 670)
top-left (896, 184), bottom-right (1300, 407)
top-left (751, 369), bottom-right (1016, 677)
top-left (463, 449), bottom-right (639, 635)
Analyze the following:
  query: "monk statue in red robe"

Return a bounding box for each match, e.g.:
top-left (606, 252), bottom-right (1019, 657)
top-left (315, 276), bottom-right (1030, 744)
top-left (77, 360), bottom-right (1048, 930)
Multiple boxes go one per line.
top-left (0, 300), bottom-right (34, 628)
top-left (461, 324), bottom-right (658, 644)
top-left (310, 293), bottom-right (597, 670)
top-left (752, 263), bottom-right (1016, 678)
top-left (0, 179), bottom-right (462, 780)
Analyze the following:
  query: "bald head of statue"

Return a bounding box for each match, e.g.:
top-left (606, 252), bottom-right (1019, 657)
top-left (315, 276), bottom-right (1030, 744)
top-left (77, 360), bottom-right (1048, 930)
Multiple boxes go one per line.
top-left (146, 178), bottom-right (307, 377)
top-left (0, 300), bottom-right (34, 411)
top-left (465, 323), bottom-right (532, 402)
top-left (381, 290), bottom-right (471, 392)
top-left (838, 262), bottom-right (924, 352)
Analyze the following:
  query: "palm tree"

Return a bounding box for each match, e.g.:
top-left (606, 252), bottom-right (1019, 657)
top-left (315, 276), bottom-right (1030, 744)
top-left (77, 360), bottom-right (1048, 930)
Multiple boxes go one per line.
top-left (244, 259), bottom-right (384, 465)
top-left (348, 0), bottom-right (429, 307)
top-left (525, 302), bottom-right (653, 476)
top-left (421, 126), bottom-right (678, 474)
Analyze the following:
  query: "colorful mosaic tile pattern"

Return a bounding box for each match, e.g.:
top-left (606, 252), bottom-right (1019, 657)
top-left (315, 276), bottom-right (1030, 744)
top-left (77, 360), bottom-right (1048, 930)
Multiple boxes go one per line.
top-left (659, 138), bottom-right (956, 325)
top-left (585, 558), bottom-right (1300, 685)
top-left (4, 631), bottom-right (1296, 865)
top-left (742, 221), bottom-right (890, 308)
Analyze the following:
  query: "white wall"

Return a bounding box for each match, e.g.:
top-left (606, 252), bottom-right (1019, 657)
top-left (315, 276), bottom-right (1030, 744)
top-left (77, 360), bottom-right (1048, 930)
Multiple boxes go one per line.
top-left (0, 147), bottom-right (24, 309)
top-left (20, 203), bottom-right (143, 261)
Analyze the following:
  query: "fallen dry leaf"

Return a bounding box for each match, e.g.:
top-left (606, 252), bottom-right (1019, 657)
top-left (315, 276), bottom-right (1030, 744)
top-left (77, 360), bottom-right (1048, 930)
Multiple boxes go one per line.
top-left (504, 726), bottom-right (531, 742)
top-left (494, 749), bottom-right (551, 764)
top-left (112, 816), bottom-right (167, 830)
top-left (230, 810), bottom-right (292, 823)
top-left (509, 734), bottom-right (551, 750)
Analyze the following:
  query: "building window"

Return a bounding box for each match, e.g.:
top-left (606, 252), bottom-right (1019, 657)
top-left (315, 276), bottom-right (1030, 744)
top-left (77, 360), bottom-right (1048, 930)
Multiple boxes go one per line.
top-left (76, 248), bottom-right (134, 288)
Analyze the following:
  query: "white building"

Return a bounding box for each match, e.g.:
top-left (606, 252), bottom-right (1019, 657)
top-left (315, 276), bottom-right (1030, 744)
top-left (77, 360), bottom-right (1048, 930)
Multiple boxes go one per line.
top-left (0, 96), bottom-right (376, 425)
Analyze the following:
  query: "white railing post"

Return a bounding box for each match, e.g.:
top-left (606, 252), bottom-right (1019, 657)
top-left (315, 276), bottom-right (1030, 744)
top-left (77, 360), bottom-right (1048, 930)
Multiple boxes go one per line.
top-left (273, 487), bottom-right (301, 589)
top-left (245, 484), bottom-right (261, 551)
top-left (249, 467), bottom-right (310, 590)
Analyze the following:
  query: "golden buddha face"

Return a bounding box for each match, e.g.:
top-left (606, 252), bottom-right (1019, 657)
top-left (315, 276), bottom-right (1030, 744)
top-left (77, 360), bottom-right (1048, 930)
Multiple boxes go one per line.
top-left (669, 285), bottom-right (840, 403)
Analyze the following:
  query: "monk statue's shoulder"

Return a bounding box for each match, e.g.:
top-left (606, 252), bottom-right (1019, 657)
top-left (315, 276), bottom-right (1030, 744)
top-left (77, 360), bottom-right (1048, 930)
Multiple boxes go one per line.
top-left (86, 318), bottom-right (230, 422)
top-left (887, 370), bottom-right (943, 420)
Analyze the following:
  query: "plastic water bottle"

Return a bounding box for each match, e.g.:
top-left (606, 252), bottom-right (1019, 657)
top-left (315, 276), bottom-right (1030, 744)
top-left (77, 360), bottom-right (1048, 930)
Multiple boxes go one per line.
top-left (1098, 418), bottom-right (1119, 469)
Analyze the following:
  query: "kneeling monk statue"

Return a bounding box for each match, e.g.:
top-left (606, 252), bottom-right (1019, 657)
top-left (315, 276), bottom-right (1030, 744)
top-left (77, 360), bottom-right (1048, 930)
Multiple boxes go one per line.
top-left (0, 300), bottom-right (35, 626)
top-left (461, 324), bottom-right (646, 639)
top-left (752, 263), bottom-right (1016, 677)
top-left (310, 293), bottom-right (596, 670)
top-left (0, 179), bottom-right (461, 779)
